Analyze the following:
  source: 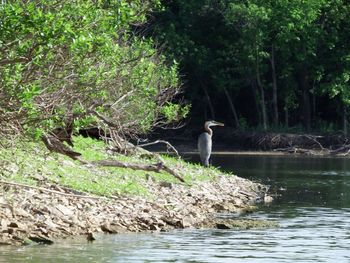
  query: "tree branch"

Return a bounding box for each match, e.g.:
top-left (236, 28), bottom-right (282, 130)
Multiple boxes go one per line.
top-left (92, 159), bottom-right (185, 183)
top-left (138, 140), bottom-right (180, 158)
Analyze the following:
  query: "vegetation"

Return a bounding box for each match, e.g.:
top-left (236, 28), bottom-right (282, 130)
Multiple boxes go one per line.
top-left (0, 136), bottom-right (222, 197)
top-left (1, 0), bottom-right (349, 188)
top-left (0, 0), bottom-right (188, 141)
top-left (2, 0), bottom-right (350, 142)
top-left (0, 2), bottom-right (272, 244)
top-left (153, 0), bottom-right (350, 133)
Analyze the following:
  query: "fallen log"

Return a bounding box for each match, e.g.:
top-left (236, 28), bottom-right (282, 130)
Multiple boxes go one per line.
top-left (41, 130), bottom-right (185, 183)
top-left (92, 159), bottom-right (185, 183)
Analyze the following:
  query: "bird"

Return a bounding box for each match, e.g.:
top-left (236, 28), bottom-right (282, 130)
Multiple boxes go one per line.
top-left (198, 120), bottom-right (224, 167)
top-left (42, 134), bottom-right (81, 160)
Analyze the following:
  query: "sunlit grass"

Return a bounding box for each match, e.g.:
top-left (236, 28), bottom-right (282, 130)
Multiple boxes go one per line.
top-left (0, 136), bottom-right (228, 197)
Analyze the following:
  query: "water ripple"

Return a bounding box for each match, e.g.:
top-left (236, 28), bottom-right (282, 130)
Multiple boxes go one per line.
top-left (2, 155), bottom-right (350, 262)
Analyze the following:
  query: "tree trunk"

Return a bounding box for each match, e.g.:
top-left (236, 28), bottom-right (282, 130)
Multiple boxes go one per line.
top-left (312, 84), bottom-right (316, 123)
top-left (195, 71), bottom-right (215, 120)
top-left (202, 86), bottom-right (215, 120)
top-left (256, 63), bottom-right (267, 130)
top-left (284, 104), bottom-right (289, 128)
top-left (223, 87), bottom-right (240, 128)
top-left (270, 44), bottom-right (279, 126)
top-left (343, 104), bottom-right (348, 136)
top-left (250, 79), bottom-right (262, 126)
top-left (297, 66), bottom-right (311, 131)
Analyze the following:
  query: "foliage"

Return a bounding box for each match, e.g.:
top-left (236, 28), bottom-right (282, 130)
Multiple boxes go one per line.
top-left (153, 0), bottom-right (350, 132)
top-left (0, 136), bottom-right (222, 197)
top-left (0, 0), bottom-right (188, 140)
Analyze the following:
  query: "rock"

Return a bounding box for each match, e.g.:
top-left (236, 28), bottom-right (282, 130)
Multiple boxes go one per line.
top-left (149, 224), bottom-right (159, 231)
top-left (44, 218), bottom-right (59, 230)
top-left (38, 227), bottom-right (49, 235)
top-left (264, 195), bottom-right (274, 204)
top-left (101, 223), bottom-right (122, 234)
top-left (159, 181), bottom-right (172, 189)
top-left (8, 222), bottom-right (19, 228)
top-left (1, 218), bottom-right (10, 228)
top-left (0, 160), bottom-right (269, 246)
top-left (154, 219), bottom-right (166, 227)
top-left (28, 235), bottom-right (54, 245)
top-left (22, 238), bottom-right (36, 246)
top-left (232, 197), bottom-right (244, 207)
top-left (162, 217), bottom-right (183, 228)
top-left (181, 217), bottom-right (194, 228)
top-left (0, 238), bottom-right (13, 245)
top-left (86, 232), bottom-right (96, 242)
top-left (6, 228), bottom-right (14, 234)
top-left (216, 223), bottom-right (231, 229)
top-left (29, 174), bottom-right (46, 182)
top-left (13, 208), bottom-right (32, 218)
top-left (56, 204), bottom-right (75, 216)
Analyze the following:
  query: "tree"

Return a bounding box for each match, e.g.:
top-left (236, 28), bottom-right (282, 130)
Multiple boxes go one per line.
top-left (0, 0), bottom-right (188, 141)
top-left (154, 0), bottom-right (350, 132)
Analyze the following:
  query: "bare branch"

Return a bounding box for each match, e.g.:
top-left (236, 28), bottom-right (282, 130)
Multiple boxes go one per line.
top-left (138, 139), bottom-right (180, 158)
top-left (92, 159), bottom-right (185, 183)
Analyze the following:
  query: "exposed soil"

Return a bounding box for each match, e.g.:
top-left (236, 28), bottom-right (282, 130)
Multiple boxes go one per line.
top-left (0, 174), bottom-right (269, 246)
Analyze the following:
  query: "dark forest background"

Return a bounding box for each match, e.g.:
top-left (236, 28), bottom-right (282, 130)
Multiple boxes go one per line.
top-left (2, 0), bottom-right (350, 142)
top-left (151, 0), bottom-right (350, 134)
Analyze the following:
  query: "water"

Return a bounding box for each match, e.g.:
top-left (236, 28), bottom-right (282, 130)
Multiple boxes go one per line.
top-left (1, 154), bottom-right (350, 262)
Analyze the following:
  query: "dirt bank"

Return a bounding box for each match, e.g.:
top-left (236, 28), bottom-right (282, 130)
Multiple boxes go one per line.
top-left (0, 174), bottom-right (267, 246)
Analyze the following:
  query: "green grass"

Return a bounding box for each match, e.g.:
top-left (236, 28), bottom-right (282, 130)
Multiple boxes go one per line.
top-left (0, 136), bottom-right (227, 197)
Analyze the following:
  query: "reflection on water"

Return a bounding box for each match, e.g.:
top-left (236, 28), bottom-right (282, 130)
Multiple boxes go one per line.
top-left (1, 154), bottom-right (350, 262)
top-left (211, 154), bottom-right (350, 208)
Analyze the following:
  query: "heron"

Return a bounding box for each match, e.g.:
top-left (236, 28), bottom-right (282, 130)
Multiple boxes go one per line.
top-left (198, 120), bottom-right (224, 167)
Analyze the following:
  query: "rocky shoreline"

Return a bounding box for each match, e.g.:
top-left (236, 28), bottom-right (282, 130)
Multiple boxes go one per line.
top-left (0, 174), bottom-right (270, 246)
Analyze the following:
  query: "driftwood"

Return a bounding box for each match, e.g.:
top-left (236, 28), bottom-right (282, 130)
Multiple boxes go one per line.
top-left (104, 137), bottom-right (185, 183)
top-left (274, 144), bottom-right (350, 156)
top-left (92, 159), bottom-right (185, 183)
top-left (42, 134), bottom-right (81, 160)
top-left (330, 145), bottom-right (350, 156)
top-left (41, 132), bottom-right (185, 183)
top-left (270, 134), bottom-right (350, 156)
top-left (273, 147), bottom-right (321, 154)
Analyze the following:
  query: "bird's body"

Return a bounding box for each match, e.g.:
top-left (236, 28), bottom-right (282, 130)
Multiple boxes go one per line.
top-left (198, 120), bottom-right (224, 167)
top-left (198, 132), bottom-right (212, 166)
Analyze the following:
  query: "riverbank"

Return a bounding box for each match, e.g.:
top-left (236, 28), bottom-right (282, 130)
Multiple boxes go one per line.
top-left (0, 136), bottom-right (269, 246)
top-left (144, 128), bottom-right (350, 156)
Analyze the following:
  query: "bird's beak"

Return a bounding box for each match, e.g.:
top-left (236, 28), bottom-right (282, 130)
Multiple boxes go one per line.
top-left (214, 121), bottom-right (224, 126)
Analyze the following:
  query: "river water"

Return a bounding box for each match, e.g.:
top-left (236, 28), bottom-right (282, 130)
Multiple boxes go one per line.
top-left (1, 154), bottom-right (350, 262)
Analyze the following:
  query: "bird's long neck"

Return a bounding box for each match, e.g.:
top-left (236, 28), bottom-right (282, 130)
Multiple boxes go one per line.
top-left (205, 124), bottom-right (213, 137)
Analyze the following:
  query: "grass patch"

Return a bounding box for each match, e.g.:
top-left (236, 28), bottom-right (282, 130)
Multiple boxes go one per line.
top-left (0, 136), bottom-right (228, 197)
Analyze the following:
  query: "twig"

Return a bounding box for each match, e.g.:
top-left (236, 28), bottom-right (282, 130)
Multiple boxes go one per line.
top-left (341, 148), bottom-right (350, 156)
top-left (110, 89), bottom-right (135, 108)
top-left (138, 140), bottom-right (180, 158)
top-left (303, 135), bottom-right (325, 150)
top-left (330, 144), bottom-right (350, 156)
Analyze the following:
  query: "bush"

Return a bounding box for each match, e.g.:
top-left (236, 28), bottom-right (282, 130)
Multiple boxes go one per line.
top-left (0, 0), bottom-right (188, 141)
